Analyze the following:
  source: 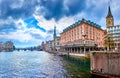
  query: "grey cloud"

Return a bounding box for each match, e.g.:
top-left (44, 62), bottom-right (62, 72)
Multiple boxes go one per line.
top-left (0, 0), bottom-right (87, 21)
top-left (39, 0), bottom-right (86, 21)
top-left (0, 0), bottom-right (40, 19)
top-left (0, 22), bottom-right (17, 31)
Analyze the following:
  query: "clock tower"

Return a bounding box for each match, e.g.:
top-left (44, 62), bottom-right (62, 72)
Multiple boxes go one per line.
top-left (106, 6), bottom-right (114, 28)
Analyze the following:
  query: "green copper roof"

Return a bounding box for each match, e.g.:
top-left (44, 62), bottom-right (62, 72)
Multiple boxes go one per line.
top-left (63, 19), bottom-right (102, 33)
top-left (54, 26), bottom-right (56, 37)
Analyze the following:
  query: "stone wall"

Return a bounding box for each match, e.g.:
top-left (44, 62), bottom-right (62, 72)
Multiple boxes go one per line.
top-left (91, 52), bottom-right (120, 77)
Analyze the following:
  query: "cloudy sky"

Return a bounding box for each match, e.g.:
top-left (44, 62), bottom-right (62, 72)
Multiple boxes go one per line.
top-left (0, 0), bottom-right (120, 48)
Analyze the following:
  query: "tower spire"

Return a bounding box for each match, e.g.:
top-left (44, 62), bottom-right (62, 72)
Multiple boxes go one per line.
top-left (54, 25), bottom-right (56, 37)
top-left (106, 6), bottom-right (113, 18)
top-left (53, 25), bottom-right (56, 51)
top-left (106, 0), bottom-right (114, 28)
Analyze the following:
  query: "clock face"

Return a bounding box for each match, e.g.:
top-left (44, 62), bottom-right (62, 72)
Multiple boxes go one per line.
top-left (107, 19), bottom-right (112, 26)
top-left (108, 20), bottom-right (111, 24)
top-left (106, 17), bottom-right (114, 27)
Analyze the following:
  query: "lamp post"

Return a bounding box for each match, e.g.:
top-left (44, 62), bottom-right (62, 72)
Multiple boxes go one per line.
top-left (108, 37), bottom-right (110, 51)
top-left (82, 34), bottom-right (86, 55)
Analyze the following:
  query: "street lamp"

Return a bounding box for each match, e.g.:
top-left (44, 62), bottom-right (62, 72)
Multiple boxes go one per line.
top-left (108, 37), bottom-right (110, 51)
top-left (82, 34), bottom-right (86, 55)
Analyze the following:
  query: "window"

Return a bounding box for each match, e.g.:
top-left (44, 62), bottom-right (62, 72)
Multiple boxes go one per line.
top-left (86, 25), bottom-right (88, 35)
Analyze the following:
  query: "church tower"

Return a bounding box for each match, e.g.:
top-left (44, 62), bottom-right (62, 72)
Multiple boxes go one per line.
top-left (106, 6), bottom-right (114, 28)
top-left (53, 26), bottom-right (56, 51)
top-left (54, 26), bottom-right (56, 37)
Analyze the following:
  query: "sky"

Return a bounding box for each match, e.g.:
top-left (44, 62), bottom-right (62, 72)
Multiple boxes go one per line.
top-left (0, 0), bottom-right (120, 48)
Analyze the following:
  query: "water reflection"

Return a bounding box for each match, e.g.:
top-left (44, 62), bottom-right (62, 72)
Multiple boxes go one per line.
top-left (0, 51), bottom-right (70, 78)
top-left (62, 55), bottom-right (91, 78)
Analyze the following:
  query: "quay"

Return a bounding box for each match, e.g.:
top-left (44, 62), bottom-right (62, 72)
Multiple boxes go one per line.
top-left (58, 51), bottom-right (90, 58)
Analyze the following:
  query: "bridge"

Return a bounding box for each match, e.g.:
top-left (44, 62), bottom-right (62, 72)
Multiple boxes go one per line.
top-left (15, 47), bottom-right (44, 51)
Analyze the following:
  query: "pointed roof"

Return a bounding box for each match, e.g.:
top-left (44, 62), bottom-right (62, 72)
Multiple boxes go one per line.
top-left (106, 6), bottom-right (113, 18)
top-left (54, 26), bottom-right (56, 37)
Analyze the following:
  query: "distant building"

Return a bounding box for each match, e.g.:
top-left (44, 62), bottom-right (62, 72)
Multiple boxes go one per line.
top-left (55, 36), bottom-right (60, 51)
top-left (4, 41), bottom-right (15, 52)
top-left (48, 40), bottom-right (53, 51)
top-left (52, 40), bottom-right (54, 50)
top-left (53, 26), bottom-right (57, 51)
top-left (0, 42), bottom-right (3, 51)
top-left (60, 18), bottom-right (105, 54)
top-left (105, 6), bottom-right (120, 51)
top-left (53, 26), bottom-right (61, 51)
top-left (44, 41), bottom-right (48, 51)
top-left (44, 40), bottom-right (53, 52)
top-left (41, 41), bottom-right (45, 51)
top-left (36, 45), bottom-right (42, 51)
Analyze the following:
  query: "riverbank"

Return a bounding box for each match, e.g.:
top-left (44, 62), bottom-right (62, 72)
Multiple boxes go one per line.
top-left (58, 52), bottom-right (90, 58)
top-left (62, 55), bottom-right (91, 78)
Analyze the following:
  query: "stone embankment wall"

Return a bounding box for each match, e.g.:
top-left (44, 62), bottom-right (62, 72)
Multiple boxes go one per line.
top-left (91, 52), bottom-right (120, 77)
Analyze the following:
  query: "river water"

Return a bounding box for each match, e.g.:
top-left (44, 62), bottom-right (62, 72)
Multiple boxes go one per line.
top-left (0, 51), bottom-right (70, 78)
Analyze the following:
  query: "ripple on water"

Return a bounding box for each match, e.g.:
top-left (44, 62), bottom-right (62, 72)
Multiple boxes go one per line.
top-left (0, 51), bottom-right (70, 78)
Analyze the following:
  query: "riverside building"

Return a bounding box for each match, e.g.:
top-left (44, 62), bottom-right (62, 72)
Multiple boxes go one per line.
top-left (53, 26), bottom-right (60, 51)
top-left (106, 25), bottom-right (120, 50)
top-left (105, 6), bottom-right (120, 50)
top-left (60, 18), bottom-right (105, 54)
top-left (44, 40), bottom-right (53, 52)
top-left (91, 5), bottom-right (120, 77)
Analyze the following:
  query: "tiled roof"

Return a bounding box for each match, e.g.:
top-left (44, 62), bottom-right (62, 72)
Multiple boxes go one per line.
top-left (63, 19), bottom-right (101, 33)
